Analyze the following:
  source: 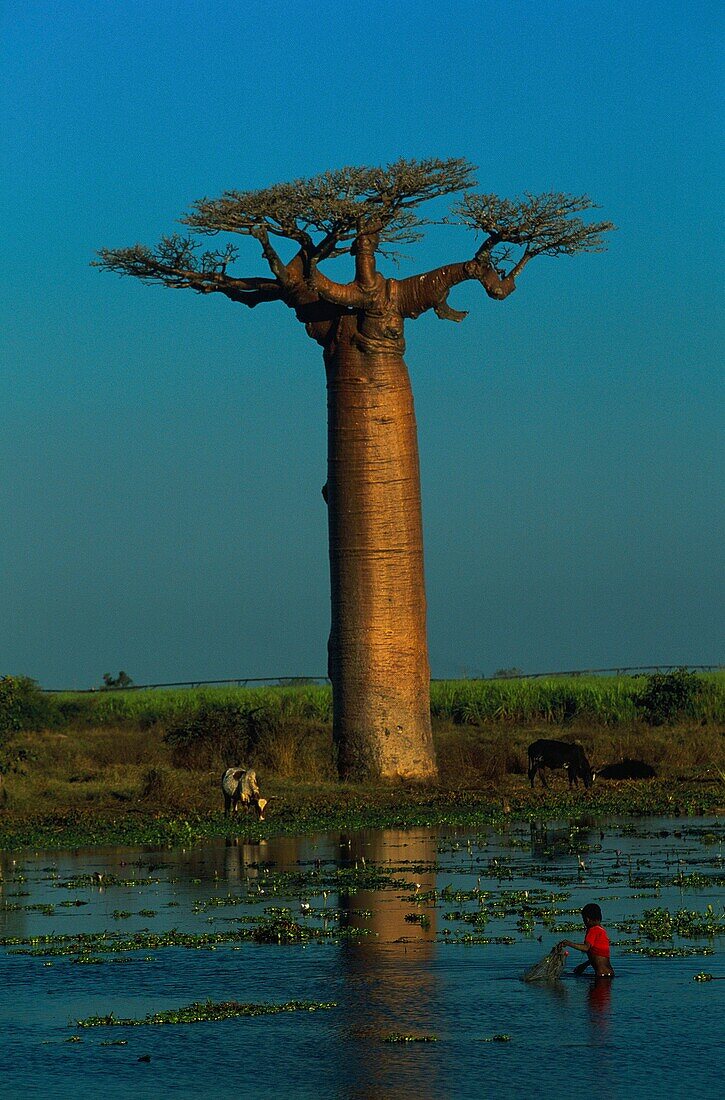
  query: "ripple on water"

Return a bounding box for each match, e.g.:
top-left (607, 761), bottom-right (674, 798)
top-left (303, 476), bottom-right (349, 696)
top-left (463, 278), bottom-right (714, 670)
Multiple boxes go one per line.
top-left (0, 816), bottom-right (723, 1099)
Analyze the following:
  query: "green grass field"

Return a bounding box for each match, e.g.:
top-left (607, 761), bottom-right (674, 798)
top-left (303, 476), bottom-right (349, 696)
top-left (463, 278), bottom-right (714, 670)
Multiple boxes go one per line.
top-left (43, 671), bottom-right (725, 729)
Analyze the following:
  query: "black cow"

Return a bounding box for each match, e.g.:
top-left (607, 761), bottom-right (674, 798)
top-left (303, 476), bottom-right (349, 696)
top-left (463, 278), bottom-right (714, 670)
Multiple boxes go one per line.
top-left (597, 758), bottom-right (656, 780)
top-left (527, 738), bottom-right (594, 789)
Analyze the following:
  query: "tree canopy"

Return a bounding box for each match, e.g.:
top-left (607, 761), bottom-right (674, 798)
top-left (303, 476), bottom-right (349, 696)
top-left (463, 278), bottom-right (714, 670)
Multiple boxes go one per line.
top-left (95, 157), bottom-right (614, 315)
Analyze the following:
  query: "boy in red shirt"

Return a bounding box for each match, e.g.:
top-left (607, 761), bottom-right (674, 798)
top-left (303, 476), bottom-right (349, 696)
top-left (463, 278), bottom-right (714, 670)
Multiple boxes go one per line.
top-left (559, 903), bottom-right (615, 977)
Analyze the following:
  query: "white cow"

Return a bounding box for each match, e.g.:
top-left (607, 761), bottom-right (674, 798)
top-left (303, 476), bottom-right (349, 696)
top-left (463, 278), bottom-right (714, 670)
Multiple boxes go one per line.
top-left (221, 767), bottom-right (267, 820)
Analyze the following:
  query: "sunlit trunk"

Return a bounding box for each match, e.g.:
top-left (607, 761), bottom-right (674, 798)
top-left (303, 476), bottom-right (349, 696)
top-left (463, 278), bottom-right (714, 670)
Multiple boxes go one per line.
top-left (325, 321), bottom-right (437, 781)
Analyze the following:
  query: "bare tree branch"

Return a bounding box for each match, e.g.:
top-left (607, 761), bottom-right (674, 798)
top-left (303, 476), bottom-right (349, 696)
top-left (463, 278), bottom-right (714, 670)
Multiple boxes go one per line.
top-left (397, 191), bottom-right (614, 320)
top-left (457, 191), bottom-right (615, 262)
top-left (396, 255), bottom-right (516, 320)
top-left (248, 226), bottom-right (298, 289)
top-left (93, 236), bottom-right (283, 307)
top-left (306, 221), bottom-right (387, 308)
top-left (307, 265), bottom-right (366, 309)
top-left (396, 263), bottom-right (471, 320)
top-left (434, 297), bottom-right (468, 323)
top-left (352, 223), bottom-right (381, 289)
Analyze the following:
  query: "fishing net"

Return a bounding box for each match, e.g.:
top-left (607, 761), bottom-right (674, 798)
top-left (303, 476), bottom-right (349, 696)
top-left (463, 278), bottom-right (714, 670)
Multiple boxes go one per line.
top-left (521, 943), bottom-right (568, 983)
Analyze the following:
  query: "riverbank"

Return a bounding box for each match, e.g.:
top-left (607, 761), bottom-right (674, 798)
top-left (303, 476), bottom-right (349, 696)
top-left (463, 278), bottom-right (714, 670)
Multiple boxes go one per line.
top-left (1, 775), bottom-right (722, 851)
top-left (1, 672), bottom-right (722, 849)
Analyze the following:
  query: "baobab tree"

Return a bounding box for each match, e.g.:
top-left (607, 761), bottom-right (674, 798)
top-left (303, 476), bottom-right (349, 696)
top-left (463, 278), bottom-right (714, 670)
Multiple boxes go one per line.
top-left (96, 158), bottom-right (613, 782)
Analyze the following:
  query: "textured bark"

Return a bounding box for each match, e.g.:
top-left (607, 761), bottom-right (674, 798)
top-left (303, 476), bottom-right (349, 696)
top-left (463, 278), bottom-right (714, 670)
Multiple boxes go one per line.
top-left (324, 314), bottom-right (435, 780)
top-left (312, 235), bottom-right (436, 781)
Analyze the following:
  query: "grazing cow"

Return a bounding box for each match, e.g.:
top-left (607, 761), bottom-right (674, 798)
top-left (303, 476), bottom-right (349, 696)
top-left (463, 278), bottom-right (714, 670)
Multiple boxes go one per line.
top-left (221, 767), bottom-right (267, 820)
top-left (597, 758), bottom-right (656, 780)
top-left (527, 739), bottom-right (594, 789)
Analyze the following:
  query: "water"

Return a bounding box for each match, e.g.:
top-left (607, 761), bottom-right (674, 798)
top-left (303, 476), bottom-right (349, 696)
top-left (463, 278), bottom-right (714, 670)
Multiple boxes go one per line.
top-left (1, 817), bottom-right (723, 1100)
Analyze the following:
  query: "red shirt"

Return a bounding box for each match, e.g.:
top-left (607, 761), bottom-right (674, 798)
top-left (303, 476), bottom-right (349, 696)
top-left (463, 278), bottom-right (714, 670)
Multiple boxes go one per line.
top-left (585, 924), bottom-right (611, 957)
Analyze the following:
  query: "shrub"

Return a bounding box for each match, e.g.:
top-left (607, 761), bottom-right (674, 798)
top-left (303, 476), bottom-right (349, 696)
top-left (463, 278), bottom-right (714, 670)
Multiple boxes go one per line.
top-left (101, 671), bottom-right (134, 690)
top-left (164, 697), bottom-right (336, 780)
top-left (0, 676), bottom-right (52, 736)
top-left (435, 727), bottom-right (527, 782)
top-left (636, 669), bottom-right (704, 726)
top-left (164, 702), bottom-right (256, 770)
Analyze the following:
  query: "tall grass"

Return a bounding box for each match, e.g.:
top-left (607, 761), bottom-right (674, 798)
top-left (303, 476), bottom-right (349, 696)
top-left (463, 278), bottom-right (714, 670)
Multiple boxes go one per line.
top-left (49, 683), bottom-right (334, 729)
top-left (430, 676), bottom-right (643, 725)
top-left (42, 672), bottom-right (724, 730)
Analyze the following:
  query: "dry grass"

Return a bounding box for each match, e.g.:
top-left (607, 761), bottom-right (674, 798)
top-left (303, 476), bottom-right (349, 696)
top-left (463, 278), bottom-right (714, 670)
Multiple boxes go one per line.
top-left (253, 721), bottom-right (336, 782)
top-left (436, 721), bottom-right (724, 786)
top-left (0, 714), bottom-right (722, 817)
top-left (435, 725), bottom-right (528, 782)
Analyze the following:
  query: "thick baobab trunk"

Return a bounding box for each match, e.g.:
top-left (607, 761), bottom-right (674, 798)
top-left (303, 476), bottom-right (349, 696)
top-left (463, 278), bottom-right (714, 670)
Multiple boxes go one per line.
top-left (325, 319), bottom-right (436, 781)
top-left (98, 160), bottom-right (608, 786)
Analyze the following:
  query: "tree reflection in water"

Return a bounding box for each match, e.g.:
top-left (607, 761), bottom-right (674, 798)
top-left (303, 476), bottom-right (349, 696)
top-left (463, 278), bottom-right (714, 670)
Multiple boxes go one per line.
top-left (337, 828), bottom-right (440, 1100)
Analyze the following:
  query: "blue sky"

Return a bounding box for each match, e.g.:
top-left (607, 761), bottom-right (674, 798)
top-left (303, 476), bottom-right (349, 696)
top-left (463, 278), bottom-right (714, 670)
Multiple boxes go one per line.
top-left (2, 0), bottom-right (722, 687)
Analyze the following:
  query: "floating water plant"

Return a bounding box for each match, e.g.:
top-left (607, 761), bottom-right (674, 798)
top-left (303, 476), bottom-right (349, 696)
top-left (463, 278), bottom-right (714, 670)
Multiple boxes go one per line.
top-left (627, 946), bottom-right (714, 958)
top-left (382, 1033), bottom-right (438, 1043)
top-left (441, 933), bottom-right (515, 945)
top-left (251, 917), bottom-right (313, 944)
top-left (404, 913), bottom-right (431, 929)
top-left (71, 955), bottom-right (142, 965)
top-left (673, 872), bottom-right (725, 889)
top-left (4, 913), bottom-right (372, 957)
top-left (54, 873), bottom-right (159, 891)
top-left (516, 911), bottom-right (535, 933)
top-left (637, 905), bottom-right (725, 940)
top-left (75, 999), bottom-right (337, 1027)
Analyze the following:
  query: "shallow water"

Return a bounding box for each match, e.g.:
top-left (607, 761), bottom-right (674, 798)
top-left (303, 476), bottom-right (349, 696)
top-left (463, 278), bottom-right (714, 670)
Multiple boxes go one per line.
top-left (1, 816), bottom-right (723, 1100)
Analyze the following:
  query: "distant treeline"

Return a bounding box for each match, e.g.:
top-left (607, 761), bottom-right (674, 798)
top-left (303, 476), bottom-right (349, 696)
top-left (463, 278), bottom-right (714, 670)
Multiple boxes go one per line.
top-left (2, 670), bottom-right (723, 736)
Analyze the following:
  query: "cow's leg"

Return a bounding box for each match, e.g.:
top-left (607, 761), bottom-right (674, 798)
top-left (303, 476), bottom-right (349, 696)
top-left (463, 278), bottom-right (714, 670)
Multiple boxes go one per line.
top-left (528, 760), bottom-right (537, 788)
top-left (224, 792), bottom-right (231, 818)
top-left (539, 768), bottom-right (549, 789)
